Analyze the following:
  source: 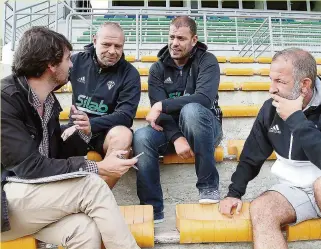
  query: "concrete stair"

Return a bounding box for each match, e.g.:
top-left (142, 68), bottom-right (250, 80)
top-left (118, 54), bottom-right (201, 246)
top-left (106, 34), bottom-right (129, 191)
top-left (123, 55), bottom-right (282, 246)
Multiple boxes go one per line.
top-left (1, 55), bottom-right (321, 248)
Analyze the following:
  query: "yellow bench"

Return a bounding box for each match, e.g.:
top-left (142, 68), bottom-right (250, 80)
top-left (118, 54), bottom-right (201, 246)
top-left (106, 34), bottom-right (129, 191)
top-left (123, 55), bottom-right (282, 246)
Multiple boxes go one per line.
top-left (1, 205), bottom-right (154, 249)
top-left (59, 105), bottom-right (261, 121)
top-left (176, 203), bottom-right (321, 244)
top-left (55, 81), bottom-right (273, 93)
top-left (227, 140), bottom-right (276, 161)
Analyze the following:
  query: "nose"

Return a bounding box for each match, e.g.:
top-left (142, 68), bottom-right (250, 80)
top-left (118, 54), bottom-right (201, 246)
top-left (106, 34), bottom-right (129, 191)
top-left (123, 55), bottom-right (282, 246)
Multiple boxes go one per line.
top-left (108, 45), bottom-right (116, 55)
top-left (269, 81), bottom-right (278, 94)
top-left (172, 38), bottom-right (179, 47)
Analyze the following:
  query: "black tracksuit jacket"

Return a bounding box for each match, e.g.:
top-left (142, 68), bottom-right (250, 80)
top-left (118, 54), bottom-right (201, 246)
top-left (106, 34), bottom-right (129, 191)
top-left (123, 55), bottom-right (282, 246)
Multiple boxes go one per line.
top-left (148, 41), bottom-right (222, 143)
top-left (69, 44), bottom-right (141, 133)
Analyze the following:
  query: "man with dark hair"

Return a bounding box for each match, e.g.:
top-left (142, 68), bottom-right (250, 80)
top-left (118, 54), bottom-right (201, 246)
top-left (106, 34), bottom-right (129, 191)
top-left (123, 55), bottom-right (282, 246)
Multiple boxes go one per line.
top-left (220, 48), bottom-right (321, 249)
top-left (62, 22), bottom-right (141, 188)
top-left (1, 26), bottom-right (140, 249)
top-left (133, 16), bottom-right (222, 222)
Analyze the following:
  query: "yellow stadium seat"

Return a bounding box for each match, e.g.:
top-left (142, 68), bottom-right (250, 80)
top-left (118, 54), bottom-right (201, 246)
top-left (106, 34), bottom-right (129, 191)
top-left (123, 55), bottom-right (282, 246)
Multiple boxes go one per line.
top-left (315, 58), bottom-right (321, 65)
top-left (221, 105), bottom-right (260, 117)
top-left (2, 206), bottom-right (154, 248)
top-left (135, 107), bottom-right (150, 119)
top-left (256, 57), bottom-right (272, 64)
top-left (286, 218), bottom-right (321, 242)
top-left (176, 203), bottom-right (253, 243)
top-left (258, 68), bottom-right (270, 76)
top-left (1, 236), bottom-right (37, 249)
top-left (119, 205), bottom-right (154, 248)
top-left (141, 81), bottom-right (148, 91)
top-left (54, 83), bottom-right (72, 93)
top-left (227, 140), bottom-right (276, 161)
top-left (138, 68), bottom-right (149, 76)
top-left (60, 106), bottom-right (261, 121)
top-left (223, 68), bottom-right (254, 76)
top-left (125, 55), bottom-right (136, 62)
top-left (140, 81), bottom-right (235, 92)
top-left (141, 55), bottom-right (158, 62)
top-left (219, 82), bottom-right (235, 91)
top-left (162, 146), bottom-right (224, 164)
top-left (229, 57), bottom-right (254, 63)
top-left (216, 56), bottom-right (227, 63)
top-left (241, 82), bottom-right (270, 91)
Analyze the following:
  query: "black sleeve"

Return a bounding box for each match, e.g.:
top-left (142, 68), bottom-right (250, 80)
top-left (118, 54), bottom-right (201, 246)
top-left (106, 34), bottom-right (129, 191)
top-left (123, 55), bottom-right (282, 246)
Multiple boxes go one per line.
top-left (1, 92), bottom-right (87, 179)
top-left (89, 69), bottom-right (141, 133)
top-left (226, 103), bottom-right (274, 199)
top-left (149, 62), bottom-right (183, 143)
top-left (285, 110), bottom-right (321, 169)
top-left (161, 53), bottom-right (220, 114)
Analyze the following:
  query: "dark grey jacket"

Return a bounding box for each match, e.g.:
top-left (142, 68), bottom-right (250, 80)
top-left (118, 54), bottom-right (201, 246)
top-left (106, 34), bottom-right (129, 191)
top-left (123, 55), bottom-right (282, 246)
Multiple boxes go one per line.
top-left (148, 41), bottom-right (222, 143)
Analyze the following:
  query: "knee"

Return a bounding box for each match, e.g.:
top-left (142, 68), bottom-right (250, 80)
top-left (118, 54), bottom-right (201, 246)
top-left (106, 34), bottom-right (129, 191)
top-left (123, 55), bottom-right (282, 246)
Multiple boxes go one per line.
top-left (250, 198), bottom-right (273, 225)
top-left (133, 127), bottom-right (153, 151)
top-left (180, 103), bottom-right (202, 122)
top-left (314, 177), bottom-right (321, 192)
top-left (107, 126), bottom-right (132, 145)
top-left (65, 214), bottom-right (101, 247)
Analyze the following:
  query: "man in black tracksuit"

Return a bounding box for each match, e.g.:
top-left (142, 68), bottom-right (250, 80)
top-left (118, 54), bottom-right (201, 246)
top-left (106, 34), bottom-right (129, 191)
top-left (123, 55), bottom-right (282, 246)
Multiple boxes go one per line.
top-left (220, 48), bottom-right (321, 249)
top-left (63, 22), bottom-right (141, 188)
top-left (133, 16), bottom-right (222, 222)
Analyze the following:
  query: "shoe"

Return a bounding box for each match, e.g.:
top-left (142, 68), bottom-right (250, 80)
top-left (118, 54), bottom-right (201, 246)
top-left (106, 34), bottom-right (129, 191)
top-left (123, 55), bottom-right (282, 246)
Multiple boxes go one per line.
top-left (154, 212), bottom-right (164, 224)
top-left (199, 189), bottom-right (220, 204)
top-left (154, 218), bottom-right (164, 224)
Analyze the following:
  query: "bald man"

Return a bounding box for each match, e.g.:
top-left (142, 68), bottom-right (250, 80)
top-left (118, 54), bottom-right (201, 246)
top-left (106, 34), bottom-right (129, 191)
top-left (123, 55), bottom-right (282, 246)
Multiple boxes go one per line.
top-left (63, 22), bottom-right (141, 188)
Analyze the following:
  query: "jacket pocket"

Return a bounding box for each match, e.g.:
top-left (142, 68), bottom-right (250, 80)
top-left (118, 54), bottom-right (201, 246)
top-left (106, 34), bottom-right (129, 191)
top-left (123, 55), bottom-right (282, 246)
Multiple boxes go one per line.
top-left (25, 124), bottom-right (38, 139)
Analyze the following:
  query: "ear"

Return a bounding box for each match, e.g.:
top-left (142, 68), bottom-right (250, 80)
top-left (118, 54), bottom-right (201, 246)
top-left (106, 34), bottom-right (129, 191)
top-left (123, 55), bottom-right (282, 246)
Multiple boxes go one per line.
top-left (47, 64), bottom-right (57, 74)
top-left (301, 78), bottom-right (313, 96)
top-left (93, 35), bottom-right (97, 48)
top-left (192, 35), bottom-right (198, 46)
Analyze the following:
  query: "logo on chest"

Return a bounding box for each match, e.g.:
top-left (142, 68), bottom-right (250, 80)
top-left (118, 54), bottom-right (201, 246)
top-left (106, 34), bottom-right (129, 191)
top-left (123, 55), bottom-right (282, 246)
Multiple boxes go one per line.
top-left (76, 95), bottom-right (108, 113)
top-left (77, 76), bottom-right (86, 84)
top-left (164, 77), bottom-right (173, 84)
top-left (107, 81), bottom-right (115, 90)
top-left (269, 124), bottom-right (281, 134)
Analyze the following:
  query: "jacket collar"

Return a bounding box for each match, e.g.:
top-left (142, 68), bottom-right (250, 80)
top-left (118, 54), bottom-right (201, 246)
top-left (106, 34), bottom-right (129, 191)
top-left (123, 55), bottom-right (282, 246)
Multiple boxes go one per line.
top-left (303, 76), bottom-right (321, 112)
top-left (14, 74), bottom-right (62, 113)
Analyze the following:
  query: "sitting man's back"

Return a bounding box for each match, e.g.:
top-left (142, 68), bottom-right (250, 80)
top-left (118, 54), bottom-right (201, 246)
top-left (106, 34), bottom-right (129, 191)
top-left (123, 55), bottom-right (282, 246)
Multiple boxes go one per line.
top-left (1, 26), bottom-right (139, 249)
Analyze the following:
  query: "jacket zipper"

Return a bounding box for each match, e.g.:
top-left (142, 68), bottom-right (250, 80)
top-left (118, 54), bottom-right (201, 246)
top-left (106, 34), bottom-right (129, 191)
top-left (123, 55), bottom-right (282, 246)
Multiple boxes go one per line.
top-left (288, 133), bottom-right (293, 160)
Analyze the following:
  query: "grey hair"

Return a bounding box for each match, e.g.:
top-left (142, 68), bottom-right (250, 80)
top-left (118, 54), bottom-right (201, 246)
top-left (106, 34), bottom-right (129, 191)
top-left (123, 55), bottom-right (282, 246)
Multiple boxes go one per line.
top-left (96, 21), bottom-right (124, 38)
top-left (272, 48), bottom-right (317, 89)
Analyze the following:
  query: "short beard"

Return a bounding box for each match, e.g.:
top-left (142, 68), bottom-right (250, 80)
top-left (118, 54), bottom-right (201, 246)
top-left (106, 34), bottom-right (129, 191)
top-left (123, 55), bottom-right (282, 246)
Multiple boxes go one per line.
top-left (286, 81), bottom-right (301, 100)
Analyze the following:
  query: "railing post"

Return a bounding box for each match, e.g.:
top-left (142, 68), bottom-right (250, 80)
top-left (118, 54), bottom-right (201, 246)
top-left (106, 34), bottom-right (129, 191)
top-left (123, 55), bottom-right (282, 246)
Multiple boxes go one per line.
top-left (279, 18), bottom-right (284, 49)
top-left (30, 7), bottom-right (33, 28)
top-left (235, 16), bottom-right (239, 46)
top-left (90, 12), bottom-right (93, 43)
top-left (3, 3), bottom-right (7, 45)
top-left (55, 0), bottom-right (59, 31)
top-left (11, 0), bottom-right (17, 51)
top-left (268, 16), bottom-right (274, 56)
top-left (251, 37), bottom-right (254, 57)
top-left (139, 14), bottom-right (142, 47)
top-left (136, 12), bottom-right (139, 60)
top-left (203, 13), bottom-right (207, 45)
top-left (47, 0), bottom-right (50, 27)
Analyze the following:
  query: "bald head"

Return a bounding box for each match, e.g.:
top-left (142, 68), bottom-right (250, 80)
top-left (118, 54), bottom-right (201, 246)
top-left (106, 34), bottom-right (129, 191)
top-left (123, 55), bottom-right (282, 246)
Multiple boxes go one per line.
top-left (94, 22), bottom-right (125, 67)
